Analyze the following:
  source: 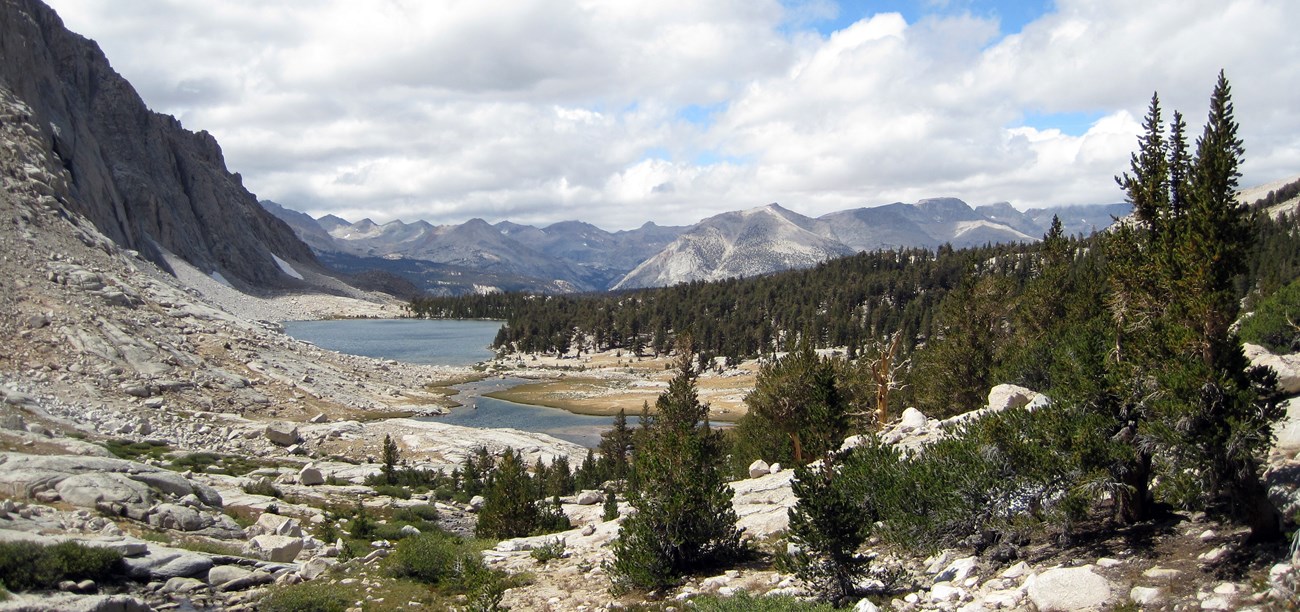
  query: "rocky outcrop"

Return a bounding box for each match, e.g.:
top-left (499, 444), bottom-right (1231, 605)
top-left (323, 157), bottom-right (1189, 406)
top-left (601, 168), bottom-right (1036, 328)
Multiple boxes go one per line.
top-left (0, 0), bottom-right (316, 288)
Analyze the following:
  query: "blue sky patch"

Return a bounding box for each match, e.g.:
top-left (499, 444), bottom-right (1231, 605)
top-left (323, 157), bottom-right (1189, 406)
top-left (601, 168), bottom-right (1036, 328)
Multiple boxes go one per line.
top-left (1020, 110), bottom-right (1104, 136)
top-left (788, 0), bottom-right (1056, 37)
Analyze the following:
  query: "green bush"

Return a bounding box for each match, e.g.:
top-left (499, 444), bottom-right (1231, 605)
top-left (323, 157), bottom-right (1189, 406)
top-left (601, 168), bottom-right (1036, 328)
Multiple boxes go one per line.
top-left (530, 538), bottom-right (566, 563)
top-left (388, 533), bottom-right (496, 592)
top-left (240, 478), bottom-right (282, 498)
top-left (1241, 278), bottom-right (1300, 352)
top-left (104, 439), bottom-right (169, 461)
top-left (0, 540), bottom-right (121, 592)
top-left (691, 591), bottom-right (836, 611)
top-left (258, 581), bottom-right (352, 612)
top-left (372, 484), bottom-right (411, 500)
top-left (392, 504), bottom-right (439, 523)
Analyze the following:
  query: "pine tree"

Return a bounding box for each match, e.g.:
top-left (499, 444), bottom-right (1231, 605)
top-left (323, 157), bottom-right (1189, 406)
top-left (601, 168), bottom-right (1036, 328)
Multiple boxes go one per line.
top-left (787, 450), bottom-right (874, 605)
top-left (597, 408), bottom-right (635, 481)
top-left (476, 449), bottom-right (543, 539)
top-left (1104, 74), bottom-right (1282, 539)
top-left (609, 346), bottom-right (744, 590)
top-left (743, 341), bottom-right (849, 464)
top-left (381, 434), bottom-right (400, 486)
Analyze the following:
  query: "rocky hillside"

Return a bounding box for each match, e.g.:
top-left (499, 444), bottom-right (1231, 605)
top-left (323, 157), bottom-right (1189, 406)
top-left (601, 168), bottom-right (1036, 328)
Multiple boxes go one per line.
top-left (0, 0), bottom-right (317, 290)
top-left (614, 203), bottom-right (856, 289)
top-left (613, 198), bottom-right (1109, 289)
top-left (265, 201), bottom-right (686, 294)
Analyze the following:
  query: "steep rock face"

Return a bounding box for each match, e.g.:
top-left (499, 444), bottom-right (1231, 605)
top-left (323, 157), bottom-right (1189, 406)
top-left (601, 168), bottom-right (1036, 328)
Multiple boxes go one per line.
top-left (0, 0), bottom-right (315, 287)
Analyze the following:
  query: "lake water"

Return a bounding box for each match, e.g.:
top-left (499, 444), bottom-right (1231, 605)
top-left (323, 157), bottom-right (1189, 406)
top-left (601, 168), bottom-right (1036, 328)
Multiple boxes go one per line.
top-left (281, 318), bottom-right (629, 447)
top-left (283, 319), bottom-right (501, 366)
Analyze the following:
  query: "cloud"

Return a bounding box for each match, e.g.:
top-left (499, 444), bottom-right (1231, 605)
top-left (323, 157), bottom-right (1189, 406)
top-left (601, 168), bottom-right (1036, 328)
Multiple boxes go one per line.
top-left (44, 0), bottom-right (1300, 230)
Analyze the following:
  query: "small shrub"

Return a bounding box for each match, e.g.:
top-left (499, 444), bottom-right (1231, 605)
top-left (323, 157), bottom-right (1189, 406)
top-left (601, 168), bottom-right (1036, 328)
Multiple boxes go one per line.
top-left (349, 502), bottom-right (377, 540)
top-left (0, 540), bottom-right (121, 592)
top-left (530, 538), bottom-right (566, 563)
top-left (602, 489), bottom-right (619, 522)
top-left (372, 484), bottom-right (411, 500)
top-left (691, 591), bottom-right (836, 611)
top-left (240, 478), bottom-right (282, 499)
top-left (258, 581), bottom-right (352, 612)
top-left (392, 504), bottom-right (439, 523)
top-left (104, 439), bottom-right (169, 461)
top-left (387, 533), bottom-right (482, 587)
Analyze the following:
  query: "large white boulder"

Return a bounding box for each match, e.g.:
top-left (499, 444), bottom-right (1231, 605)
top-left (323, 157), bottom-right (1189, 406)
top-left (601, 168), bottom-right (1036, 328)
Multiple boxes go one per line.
top-left (264, 423), bottom-right (300, 446)
top-left (298, 463), bottom-right (325, 486)
top-left (249, 534), bottom-right (304, 562)
top-left (1245, 343), bottom-right (1300, 395)
top-left (748, 459), bottom-right (771, 478)
top-left (1027, 566), bottom-right (1114, 612)
top-left (249, 512), bottom-right (302, 538)
top-left (899, 407), bottom-right (928, 430)
top-left (987, 384), bottom-right (1039, 412)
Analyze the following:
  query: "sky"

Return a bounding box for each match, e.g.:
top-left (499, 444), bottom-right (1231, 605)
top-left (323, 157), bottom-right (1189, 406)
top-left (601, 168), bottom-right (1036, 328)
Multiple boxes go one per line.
top-left (44, 0), bottom-right (1300, 231)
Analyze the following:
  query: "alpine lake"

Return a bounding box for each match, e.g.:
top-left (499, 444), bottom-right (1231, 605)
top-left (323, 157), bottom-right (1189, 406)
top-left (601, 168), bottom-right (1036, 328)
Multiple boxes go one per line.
top-left (281, 318), bottom-right (631, 447)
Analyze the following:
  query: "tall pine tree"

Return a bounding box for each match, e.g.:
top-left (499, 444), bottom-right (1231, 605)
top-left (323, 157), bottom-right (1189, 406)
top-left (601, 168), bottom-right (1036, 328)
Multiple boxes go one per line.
top-left (609, 344), bottom-right (744, 590)
top-left (1106, 72), bottom-right (1281, 539)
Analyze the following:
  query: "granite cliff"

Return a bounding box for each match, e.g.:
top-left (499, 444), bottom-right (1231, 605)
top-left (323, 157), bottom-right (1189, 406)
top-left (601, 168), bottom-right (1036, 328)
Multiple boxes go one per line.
top-left (0, 0), bottom-right (316, 289)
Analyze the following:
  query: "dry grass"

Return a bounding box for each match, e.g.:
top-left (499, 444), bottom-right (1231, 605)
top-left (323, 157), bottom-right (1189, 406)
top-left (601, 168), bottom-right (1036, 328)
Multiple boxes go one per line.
top-left (485, 351), bottom-right (760, 422)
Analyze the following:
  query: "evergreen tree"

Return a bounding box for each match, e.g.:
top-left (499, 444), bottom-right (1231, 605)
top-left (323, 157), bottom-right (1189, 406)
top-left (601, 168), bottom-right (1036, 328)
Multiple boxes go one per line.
top-left (1105, 74), bottom-right (1281, 539)
top-left (787, 449), bottom-right (874, 605)
top-left (743, 341), bottom-right (849, 464)
top-left (609, 346), bottom-right (744, 590)
top-left (381, 434), bottom-right (400, 486)
top-left (476, 450), bottom-right (543, 539)
top-left (597, 408), bottom-right (635, 481)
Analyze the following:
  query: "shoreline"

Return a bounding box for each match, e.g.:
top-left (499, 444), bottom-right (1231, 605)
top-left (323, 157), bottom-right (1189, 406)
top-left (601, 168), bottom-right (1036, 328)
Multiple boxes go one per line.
top-left (483, 378), bottom-right (745, 423)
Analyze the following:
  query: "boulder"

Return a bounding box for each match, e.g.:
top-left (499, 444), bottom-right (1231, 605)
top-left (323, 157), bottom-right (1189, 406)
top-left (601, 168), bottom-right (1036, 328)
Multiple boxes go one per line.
top-left (265, 423), bottom-right (300, 446)
top-left (55, 473), bottom-right (155, 511)
top-left (853, 598), bottom-right (880, 612)
top-left (299, 557), bottom-right (336, 581)
top-left (1026, 566), bottom-right (1113, 611)
top-left (1245, 343), bottom-right (1300, 395)
top-left (899, 407), bottom-right (928, 430)
top-left (249, 512), bottom-right (302, 538)
top-left (206, 564), bottom-right (252, 586)
top-left (1130, 586), bottom-right (1163, 606)
top-left (575, 490), bottom-right (603, 505)
top-left (469, 495), bottom-right (485, 511)
top-left (935, 555), bottom-right (978, 583)
top-left (987, 384), bottom-right (1038, 412)
top-left (399, 525), bottom-right (421, 537)
top-left (748, 459), bottom-right (771, 478)
top-left (147, 503), bottom-right (210, 532)
top-left (215, 570), bottom-right (275, 592)
top-left (249, 534), bottom-right (304, 562)
top-left (121, 548), bottom-right (214, 580)
top-left (298, 464), bottom-right (325, 486)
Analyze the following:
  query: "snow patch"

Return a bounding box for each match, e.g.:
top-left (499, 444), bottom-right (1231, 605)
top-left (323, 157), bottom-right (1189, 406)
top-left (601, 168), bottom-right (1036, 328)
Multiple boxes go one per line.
top-left (272, 254), bottom-right (304, 280)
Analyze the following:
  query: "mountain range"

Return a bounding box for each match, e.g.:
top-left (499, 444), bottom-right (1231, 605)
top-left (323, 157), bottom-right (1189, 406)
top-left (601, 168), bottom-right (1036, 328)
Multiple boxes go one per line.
top-left (265, 199), bottom-right (1130, 294)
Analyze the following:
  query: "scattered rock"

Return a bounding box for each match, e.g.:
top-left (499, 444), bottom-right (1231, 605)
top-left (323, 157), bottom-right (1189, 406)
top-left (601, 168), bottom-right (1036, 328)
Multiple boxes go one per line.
top-left (748, 459), bottom-right (771, 478)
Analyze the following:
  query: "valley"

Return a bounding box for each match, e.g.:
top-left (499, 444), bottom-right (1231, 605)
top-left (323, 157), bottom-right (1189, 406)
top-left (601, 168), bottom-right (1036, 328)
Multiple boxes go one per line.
top-left (2, 1), bottom-right (1300, 611)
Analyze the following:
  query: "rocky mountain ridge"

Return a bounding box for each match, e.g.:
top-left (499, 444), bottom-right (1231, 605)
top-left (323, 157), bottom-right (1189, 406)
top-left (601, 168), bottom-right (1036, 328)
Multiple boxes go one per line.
top-left (268, 198), bottom-right (1129, 294)
top-left (0, 0), bottom-right (319, 290)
